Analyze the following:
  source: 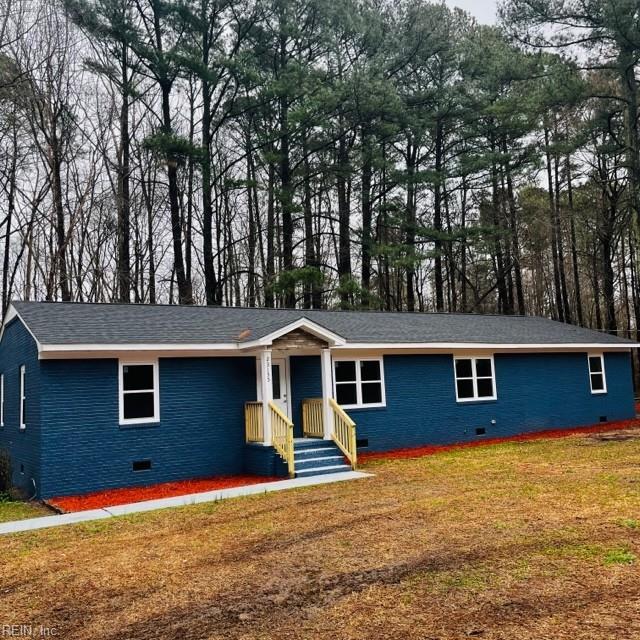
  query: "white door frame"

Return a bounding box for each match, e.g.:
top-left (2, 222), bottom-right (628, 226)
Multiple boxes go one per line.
top-left (256, 354), bottom-right (292, 419)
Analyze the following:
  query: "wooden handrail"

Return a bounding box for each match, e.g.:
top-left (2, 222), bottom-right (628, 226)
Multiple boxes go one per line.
top-left (245, 401), bottom-right (264, 442)
top-left (269, 401), bottom-right (295, 478)
top-left (329, 398), bottom-right (357, 469)
top-left (302, 398), bottom-right (324, 438)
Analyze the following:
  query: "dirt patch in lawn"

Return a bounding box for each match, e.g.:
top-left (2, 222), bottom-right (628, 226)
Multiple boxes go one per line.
top-left (588, 427), bottom-right (640, 443)
top-left (2, 429), bottom-right (640, 639)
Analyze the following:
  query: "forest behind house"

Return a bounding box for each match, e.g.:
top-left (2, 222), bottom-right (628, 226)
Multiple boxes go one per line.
top-left (0, 0), bottom-right (639, 347)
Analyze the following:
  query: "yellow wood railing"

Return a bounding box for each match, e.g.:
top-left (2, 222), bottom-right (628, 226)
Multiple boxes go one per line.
top-left (245, 401), bottom-right (264, 442)
top-left (329, 398), bottom-right (357, 469)
top-left (269, 401), bottom-right (295, 478)
top-left (302, 398), bottom-right (324, 438)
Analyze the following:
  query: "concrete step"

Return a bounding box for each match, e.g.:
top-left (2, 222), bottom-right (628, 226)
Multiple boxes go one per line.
top-left (293, 438), bottom-right (327, 450)
top-left (294, 446), bottom-right (340, 460)
top-left (295, 464), bottom-right (353, 477)
top-left (295, 455), bottom-right (346, 471)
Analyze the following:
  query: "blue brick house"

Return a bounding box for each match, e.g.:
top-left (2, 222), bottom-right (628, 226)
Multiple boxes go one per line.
top-left (0, 301), bottom-right (636, 500)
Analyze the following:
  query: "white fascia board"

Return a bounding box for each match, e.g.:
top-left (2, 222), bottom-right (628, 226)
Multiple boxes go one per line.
top-left (238, 317), bottom-right (347, 349)
top-left (331, 342), bottom-right (636, 353)
top-left (35, 339), bottom-right (637, 360)
top-left (0, 304), bottom-right (43, 351)
top-left (38, 343), bottom-right (241, 359)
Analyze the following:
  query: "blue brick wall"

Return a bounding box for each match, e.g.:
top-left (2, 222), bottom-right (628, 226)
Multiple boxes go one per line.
top-left (0, 319), bottom-right (41, 496)
top-left (348, 352), bottom-right (635, 452)
top-left (290, 355), bottom-right (322, 437)
top-left (1, 324), bottom-right (635, 500)
top-left (38, 357), bottom-right (257, 498)
top-left (243, 444), bottom-right (288, 477)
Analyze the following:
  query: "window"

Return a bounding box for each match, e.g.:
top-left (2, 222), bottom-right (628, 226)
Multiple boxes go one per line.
top-left (588, 354), bottom-right (607, 394)
top-left (19, 365), bottom-right (26, 429)
top-left (333, 358), bottom-right (385, 408)
top-left (119, 361), bottom-right (159, 425)
top-left (454, 356), bottom-right (496, 402)
top-left (0, 374), bottom-right (4, 427)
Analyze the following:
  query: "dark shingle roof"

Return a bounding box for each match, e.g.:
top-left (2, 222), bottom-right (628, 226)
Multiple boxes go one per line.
top-left (8, 301), bottom-right (636, 348)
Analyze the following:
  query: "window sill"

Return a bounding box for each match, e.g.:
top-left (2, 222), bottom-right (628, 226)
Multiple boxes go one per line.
top-left (339, 403), bottom-right (386, 411)
top-left (456, 397), bottom-right (498, 405)
top-left (119, 420), bottom-right (160, 430)
top-left (590, 391), bottom-right (607, 395)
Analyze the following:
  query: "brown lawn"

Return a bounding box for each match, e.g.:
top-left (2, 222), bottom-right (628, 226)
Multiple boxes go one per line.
top-left (2, 428), bottom-right (640, 639)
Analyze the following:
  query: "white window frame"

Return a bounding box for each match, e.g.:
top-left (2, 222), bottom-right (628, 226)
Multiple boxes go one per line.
top-left (118, 359), bottom-right (160, 425)
top-left (332, 356), bottom-right (386, 409)
top-left (587, 353), bottom-right (607, 395)
top-left (453, 355), bottom-right (497, 403)
top-left (19, 365), bottom-right (26, 429)
top-left (1, 373), bottom-right (4, 427)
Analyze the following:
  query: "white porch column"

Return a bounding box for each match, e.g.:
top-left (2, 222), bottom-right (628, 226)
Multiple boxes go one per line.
top-left (260, 349), bottom-right (273, 445)
top-left (320, 348), bottom-right (333, 440)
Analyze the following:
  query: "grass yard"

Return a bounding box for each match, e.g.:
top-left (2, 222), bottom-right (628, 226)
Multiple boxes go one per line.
top-left (2, 428), bottom-right (640, 639)
top-left (0, 497), bottom-right (51, 523)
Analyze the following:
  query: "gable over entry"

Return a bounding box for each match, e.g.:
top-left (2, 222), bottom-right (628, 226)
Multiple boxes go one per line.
top-left (250, 322), bottom-right (337, 446)
top-left (271, 328), bottom-right (329, 352)
top-left (236, 317), bottom-right (346, 351)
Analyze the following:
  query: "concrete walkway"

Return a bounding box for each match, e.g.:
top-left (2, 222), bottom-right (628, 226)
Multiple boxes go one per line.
top-left (0, 471), bottom-right (372, 536)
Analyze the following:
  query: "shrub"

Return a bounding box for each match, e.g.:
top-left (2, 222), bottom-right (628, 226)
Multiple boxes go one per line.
top-left (0, 448), bottom-right (12, 493)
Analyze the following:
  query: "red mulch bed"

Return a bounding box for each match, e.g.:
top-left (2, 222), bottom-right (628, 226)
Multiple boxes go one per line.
top-left (359, 417), bottom-right (640, 463)
top-left (48, 475), bottom-right (279, 513)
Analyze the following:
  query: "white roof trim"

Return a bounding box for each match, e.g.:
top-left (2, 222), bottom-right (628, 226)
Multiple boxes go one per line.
top-left (38, 344), bottom-right (242, 359)
top-left (35, 341), bottom-right (635, 360)
top-left (39, 343), bottom-right (240, 352)
top-left (0, 303), bottom-right (43, 350)
top-left (237, 317), bottom-right (347, 348)
top-left (332, 342), bottom-right (635, 351)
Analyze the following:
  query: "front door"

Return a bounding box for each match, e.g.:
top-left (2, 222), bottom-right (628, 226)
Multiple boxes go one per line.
top-left (271, 358), bottom-right (290, 418)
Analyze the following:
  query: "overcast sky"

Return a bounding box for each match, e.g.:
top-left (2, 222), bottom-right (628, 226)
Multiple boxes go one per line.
top-left (445, 0), bottom-right (497, 24)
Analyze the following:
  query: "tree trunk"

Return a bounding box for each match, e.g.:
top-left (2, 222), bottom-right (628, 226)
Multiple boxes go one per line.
top-left (460, 175), bottom-right (468, 312)
top-left (265, 160), bottom-right (276, 308)
top-left (502, 137), bottom-right (525, 315)
top-left (619, 46), bottom-right (640, 229)
top-left (2, 122), bottom-right (17, 313)
top-left (51, 132), bottom-right (71, 301)
top-left (116, 43), bottom-right (131, 303)
top-left (491, 135), bottom-right (508, 314)
top-left (433, 118), bottom-right (444, 311)
top-left (360, 127), bottom-right (373, 308)
top-left (302, 137), bottom-right (317, 309)
top-left (544, 126), bottom-right (564, 321)
top-left (566, 155), bottom-right (584, 325)
top-left (601, 222), bottom-right (618, 334)
top-left (592, 239), bottom-right (602, 331)
top-left (247, 131), bottom-right (257, 308)
top-left (160, 83), bottom-right (192, 305)
top-left (405, 139), bottom-right (417, 312)
top-left (337, 127), bottom-right (351, 309)
top-left (553, 144), bottom-right (571, 322)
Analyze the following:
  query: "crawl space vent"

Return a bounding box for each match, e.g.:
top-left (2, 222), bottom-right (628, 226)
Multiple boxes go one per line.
top-left (475, 427), bottom-right (486, 436)
top-left (599, 416), bottom-right (607, 423)
top-left (132, 459), bottom-right (152, 472)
